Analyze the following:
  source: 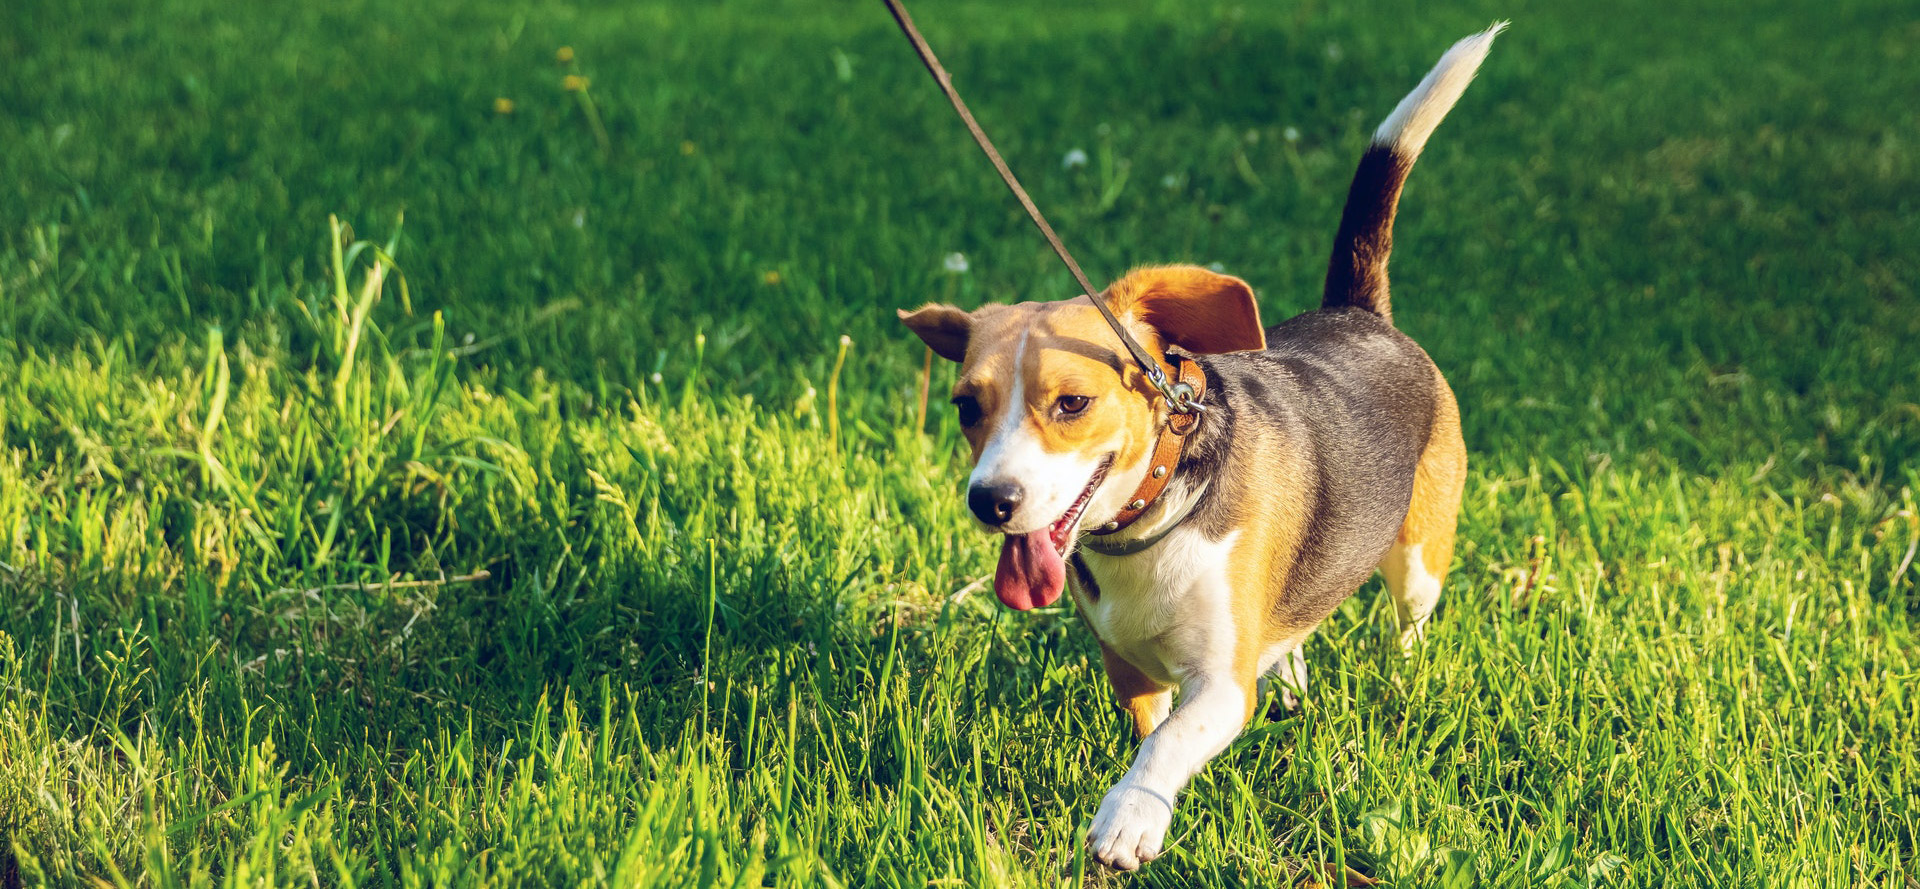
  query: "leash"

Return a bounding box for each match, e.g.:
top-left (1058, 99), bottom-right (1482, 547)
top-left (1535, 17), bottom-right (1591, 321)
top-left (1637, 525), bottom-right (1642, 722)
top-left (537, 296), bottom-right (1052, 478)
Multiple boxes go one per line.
top-left (880, 0), bottom-right (1201, 415)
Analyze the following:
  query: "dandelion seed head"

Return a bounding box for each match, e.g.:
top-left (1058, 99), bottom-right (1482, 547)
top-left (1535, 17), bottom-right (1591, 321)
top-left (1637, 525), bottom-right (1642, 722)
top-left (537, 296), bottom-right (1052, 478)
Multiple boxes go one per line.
top-left (1062, 148), bottom-right (1089, 170)
top-left (943, 252), bottom-right (970, 274)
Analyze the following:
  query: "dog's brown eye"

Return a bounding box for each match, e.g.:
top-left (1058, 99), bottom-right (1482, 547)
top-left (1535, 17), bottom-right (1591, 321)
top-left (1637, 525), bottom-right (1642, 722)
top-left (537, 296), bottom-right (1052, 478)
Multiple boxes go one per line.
top-left (951, 396), bottom-right (983, 427)
top-left (1056, 395), bottom-right (1091, 416)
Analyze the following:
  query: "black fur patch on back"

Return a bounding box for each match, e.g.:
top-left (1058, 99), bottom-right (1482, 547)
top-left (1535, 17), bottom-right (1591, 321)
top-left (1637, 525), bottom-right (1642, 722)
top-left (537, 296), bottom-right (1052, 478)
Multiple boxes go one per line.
top-left (1178, 309), bottom-right (1440, 623)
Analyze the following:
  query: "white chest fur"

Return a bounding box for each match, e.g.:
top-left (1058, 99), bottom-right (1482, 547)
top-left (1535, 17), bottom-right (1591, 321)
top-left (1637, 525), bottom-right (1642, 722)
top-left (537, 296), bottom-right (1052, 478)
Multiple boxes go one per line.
top-left (1077, 528), bottom-right (1242, 685)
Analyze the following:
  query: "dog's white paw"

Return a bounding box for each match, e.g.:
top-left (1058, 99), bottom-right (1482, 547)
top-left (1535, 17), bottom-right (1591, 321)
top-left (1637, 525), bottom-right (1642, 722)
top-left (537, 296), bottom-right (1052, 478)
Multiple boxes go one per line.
top-left (1086, 782), bottom-right (1173, 871)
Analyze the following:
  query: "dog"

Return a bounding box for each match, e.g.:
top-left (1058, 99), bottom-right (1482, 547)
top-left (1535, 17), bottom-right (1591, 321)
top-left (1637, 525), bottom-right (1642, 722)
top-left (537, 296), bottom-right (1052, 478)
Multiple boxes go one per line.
top-left (899, 24), bottom-right (1501, 870)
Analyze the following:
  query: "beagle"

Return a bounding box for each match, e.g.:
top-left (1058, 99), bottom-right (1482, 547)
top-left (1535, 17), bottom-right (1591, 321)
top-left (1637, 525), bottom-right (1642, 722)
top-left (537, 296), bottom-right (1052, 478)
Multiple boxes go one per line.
top-left (900, 25), bottom-right (1501, 870)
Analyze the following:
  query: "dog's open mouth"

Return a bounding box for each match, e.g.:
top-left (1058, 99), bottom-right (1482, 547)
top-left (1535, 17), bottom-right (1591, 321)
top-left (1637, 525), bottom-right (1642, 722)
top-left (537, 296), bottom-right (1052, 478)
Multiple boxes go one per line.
top-left (993, 456), bottom-right (1112, 611)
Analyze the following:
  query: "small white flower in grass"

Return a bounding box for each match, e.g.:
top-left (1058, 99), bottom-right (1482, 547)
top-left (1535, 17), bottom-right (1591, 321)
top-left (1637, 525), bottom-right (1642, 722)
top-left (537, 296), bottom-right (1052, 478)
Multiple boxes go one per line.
top-left (943, 252), bottom-right (970, 274)
top-left (650, 372), bottom-right (664, 385)
top-left (463, 333), bottom-right (476, 345)
top-left (1284, 126), bottom-right (1301, 143)
top-left (1207, 262), bottom-right (1226, 273)
top-left (1062, 148), bottom-right (1089, 170)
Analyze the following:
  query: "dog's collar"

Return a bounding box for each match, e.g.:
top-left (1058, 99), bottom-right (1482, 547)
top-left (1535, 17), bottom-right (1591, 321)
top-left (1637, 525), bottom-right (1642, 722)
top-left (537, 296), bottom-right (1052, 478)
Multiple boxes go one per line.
top-left (1080, 480), bottom-right (1207, 557)
top-left (1087, 354), bottom-right (1206, 543)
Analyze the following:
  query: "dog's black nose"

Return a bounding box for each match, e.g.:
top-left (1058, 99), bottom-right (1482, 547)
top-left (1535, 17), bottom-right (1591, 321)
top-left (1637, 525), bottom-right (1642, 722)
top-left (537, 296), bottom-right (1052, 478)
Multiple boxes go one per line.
top-left (968, 482), bottom-right (1023, 527)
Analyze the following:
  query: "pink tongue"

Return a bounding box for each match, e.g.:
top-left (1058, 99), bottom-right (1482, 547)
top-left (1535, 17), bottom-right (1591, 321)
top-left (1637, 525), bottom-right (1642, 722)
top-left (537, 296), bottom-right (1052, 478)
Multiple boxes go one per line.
top-left (995, 530), bottom-right (1066, 610)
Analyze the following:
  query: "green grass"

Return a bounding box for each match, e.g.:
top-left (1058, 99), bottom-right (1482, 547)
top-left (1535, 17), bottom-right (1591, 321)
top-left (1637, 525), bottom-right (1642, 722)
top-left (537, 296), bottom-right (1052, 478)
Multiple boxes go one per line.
top-left (2, 0), bottom-right (1917, 884)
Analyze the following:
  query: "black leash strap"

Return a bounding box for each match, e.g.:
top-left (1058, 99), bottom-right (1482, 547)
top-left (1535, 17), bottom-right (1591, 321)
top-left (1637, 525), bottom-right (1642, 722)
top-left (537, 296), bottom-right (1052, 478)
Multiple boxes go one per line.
top-left (880, 0), bottom-right (1197, 412)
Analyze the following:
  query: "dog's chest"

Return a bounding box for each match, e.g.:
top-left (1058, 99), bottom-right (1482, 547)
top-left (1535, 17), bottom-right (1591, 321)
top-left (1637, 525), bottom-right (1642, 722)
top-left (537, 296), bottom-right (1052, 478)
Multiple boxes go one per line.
top-left (1076, 528), bottom-right (1241, 684)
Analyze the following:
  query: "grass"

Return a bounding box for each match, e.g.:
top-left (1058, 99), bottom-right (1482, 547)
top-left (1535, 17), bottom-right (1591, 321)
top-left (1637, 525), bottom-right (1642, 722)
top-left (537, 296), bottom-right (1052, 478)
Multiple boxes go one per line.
top-left (1, 0), bottom-right (1917, 884)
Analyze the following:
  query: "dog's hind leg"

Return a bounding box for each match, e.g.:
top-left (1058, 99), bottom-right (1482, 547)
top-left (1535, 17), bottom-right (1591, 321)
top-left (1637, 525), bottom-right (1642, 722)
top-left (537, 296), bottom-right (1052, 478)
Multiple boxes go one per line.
top-left (1381, 371), bottom-right (1467, 652)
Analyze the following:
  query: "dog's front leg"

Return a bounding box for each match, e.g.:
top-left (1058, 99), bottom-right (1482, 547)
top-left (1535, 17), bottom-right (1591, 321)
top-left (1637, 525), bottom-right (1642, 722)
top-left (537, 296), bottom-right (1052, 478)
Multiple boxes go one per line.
top-left (1087, 669), bottom-right (1253, 870)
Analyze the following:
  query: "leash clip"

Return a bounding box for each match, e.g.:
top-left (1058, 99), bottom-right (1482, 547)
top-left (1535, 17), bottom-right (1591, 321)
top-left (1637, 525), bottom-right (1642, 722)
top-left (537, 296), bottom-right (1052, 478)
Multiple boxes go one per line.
top-left (1147, 364), bottom-right (1204, 416)
top-left (1169, 382), bottom-right (1206, 415)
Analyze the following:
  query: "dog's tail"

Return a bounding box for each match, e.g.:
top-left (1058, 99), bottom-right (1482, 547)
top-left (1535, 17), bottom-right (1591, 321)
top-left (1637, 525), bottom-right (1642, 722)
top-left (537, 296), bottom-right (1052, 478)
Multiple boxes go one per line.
top-left (1322, 23), bottom-right (1505, 322)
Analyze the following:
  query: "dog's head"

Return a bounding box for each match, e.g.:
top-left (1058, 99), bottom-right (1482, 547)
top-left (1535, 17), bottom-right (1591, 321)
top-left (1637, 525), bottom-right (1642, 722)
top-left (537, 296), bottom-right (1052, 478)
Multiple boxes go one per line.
top-left (899, 264), bottom-right (1265, 610)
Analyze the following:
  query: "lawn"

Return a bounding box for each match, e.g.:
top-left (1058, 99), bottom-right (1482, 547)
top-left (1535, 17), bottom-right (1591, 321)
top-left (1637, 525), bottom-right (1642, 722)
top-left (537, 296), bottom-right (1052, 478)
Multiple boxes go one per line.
top-left (2, 0), bottom-right (1917, 885)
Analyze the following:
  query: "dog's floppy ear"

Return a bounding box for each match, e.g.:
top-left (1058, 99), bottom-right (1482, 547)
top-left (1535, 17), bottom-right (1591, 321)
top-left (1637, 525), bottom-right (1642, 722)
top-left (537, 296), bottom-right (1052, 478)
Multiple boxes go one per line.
top-left (898, 303), bottom-right (974, 362)
top-left (1106, 265), bottom-right (1266, 355)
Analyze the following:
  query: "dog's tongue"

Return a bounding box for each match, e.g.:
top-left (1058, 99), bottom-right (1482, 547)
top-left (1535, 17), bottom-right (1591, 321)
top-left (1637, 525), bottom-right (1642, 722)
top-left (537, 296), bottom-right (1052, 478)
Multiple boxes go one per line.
top-left (995, 530), bottom-right (1065, 610)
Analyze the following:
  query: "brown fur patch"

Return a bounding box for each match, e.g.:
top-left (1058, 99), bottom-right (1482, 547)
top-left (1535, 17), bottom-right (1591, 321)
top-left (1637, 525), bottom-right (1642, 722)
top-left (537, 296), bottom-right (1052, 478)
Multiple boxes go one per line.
top-left (898, 303), bottom-right (975, 362)
top-left (1398, 367), bottom-right (1467, 577)
top-left (1222, 425), bottom-right (1313, 720)
top-left (948, 302), bottom-right (1167, 469)
top-left (1100, 642), bottom-right (1173, 739)
top-left (905, 266), bottom-right (1268, 474)
top-left (1106, 265), bottom-right (1267, 354)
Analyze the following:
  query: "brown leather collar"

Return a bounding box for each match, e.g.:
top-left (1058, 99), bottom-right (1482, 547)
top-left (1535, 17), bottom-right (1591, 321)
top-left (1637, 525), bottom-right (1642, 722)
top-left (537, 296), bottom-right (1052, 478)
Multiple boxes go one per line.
top-left (1089, 354), bottom-right (1206, 538)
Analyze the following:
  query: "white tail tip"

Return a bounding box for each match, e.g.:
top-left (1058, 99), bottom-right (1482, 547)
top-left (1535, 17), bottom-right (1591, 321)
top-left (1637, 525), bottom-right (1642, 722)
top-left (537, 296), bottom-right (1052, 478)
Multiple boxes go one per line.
top-left (1372, 22), bottom-right (1508, 157)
